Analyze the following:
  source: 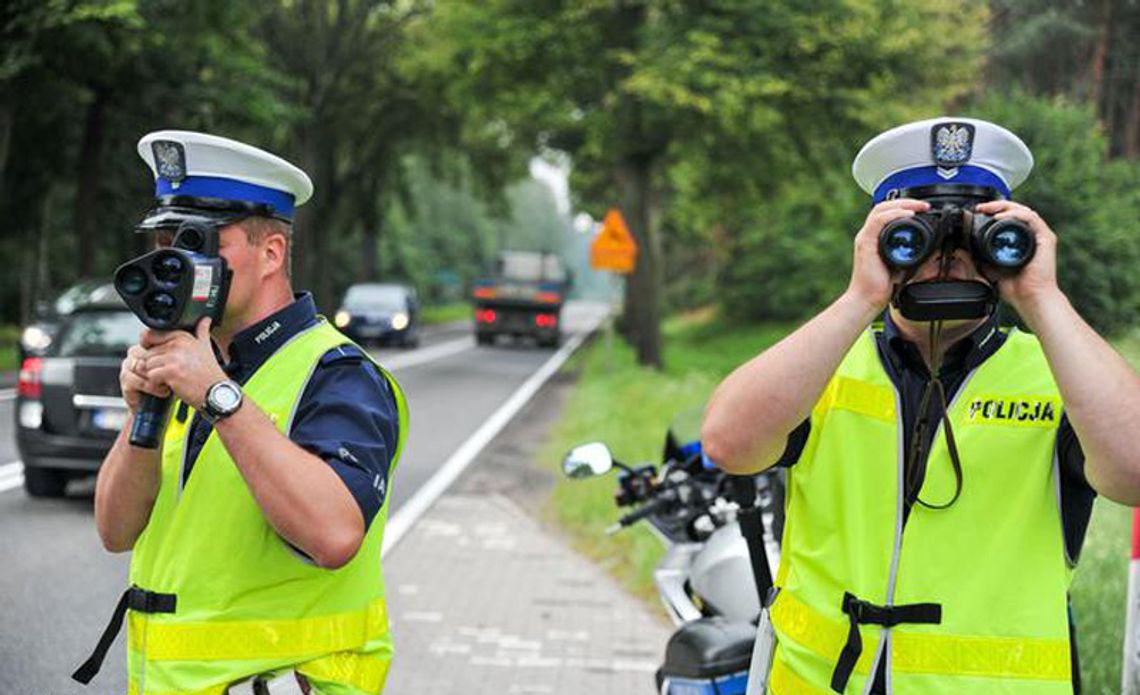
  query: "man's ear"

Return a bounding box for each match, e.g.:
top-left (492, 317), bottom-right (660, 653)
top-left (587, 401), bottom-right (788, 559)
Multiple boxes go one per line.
top-left (263, 232), bottom-right (288, 278)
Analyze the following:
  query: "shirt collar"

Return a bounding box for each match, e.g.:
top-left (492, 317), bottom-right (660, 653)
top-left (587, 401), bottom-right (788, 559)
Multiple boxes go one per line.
top-left (225, 292), bottom-right (319, 379)
top-left (882, 310), bottom-right (1000, 376)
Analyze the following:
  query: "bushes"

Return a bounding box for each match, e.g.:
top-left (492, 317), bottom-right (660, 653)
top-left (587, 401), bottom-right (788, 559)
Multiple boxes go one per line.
top-left (714, 91), bottom-right (1140, 336)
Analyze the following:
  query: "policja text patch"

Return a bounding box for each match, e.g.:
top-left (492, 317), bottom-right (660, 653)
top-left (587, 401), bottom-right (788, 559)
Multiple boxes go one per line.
top-left (965, 395), bottom-right (1061, 428)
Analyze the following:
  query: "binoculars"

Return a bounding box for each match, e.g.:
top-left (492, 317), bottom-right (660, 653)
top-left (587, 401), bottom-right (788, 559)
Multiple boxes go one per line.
top-left (879, 204), bottom-right (1035, 271)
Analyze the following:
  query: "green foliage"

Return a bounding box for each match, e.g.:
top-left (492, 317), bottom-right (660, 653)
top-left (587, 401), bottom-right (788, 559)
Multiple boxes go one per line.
top-left (542, 311), bottom-right (790, 602)
top-left (970, 91), bottom-right (1140, 334)
top-left (716, 169), bottom-right (867, 322)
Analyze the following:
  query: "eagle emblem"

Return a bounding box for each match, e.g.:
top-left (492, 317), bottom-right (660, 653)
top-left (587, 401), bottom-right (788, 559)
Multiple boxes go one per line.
top-left (152, 141), bottom-right (186, 184)
top-left (931, 123), bottom-right (974, 167)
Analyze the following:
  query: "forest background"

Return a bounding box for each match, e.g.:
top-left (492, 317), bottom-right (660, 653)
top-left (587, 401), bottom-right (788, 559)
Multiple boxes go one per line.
top-left (3, 0), bottom-right (1140, 360)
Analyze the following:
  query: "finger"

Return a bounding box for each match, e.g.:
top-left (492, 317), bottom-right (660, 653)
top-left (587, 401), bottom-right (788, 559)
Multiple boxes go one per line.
top-left (873, 198), bottom-right (931, 213)
top-left (976, 200), bottom-right (1032, 216)
top-left (146, 336), bottom-right (191, 356)
top-left (196, 316), bottom-right (213, 343)
top-left (140, 379), bottom-right (172, 398)
top-left (121, 371), bottom-right (149, 394)
top-left (864, 208), bottom-right (918, 234)
top-left (142, 329), bottom-right (181, 348)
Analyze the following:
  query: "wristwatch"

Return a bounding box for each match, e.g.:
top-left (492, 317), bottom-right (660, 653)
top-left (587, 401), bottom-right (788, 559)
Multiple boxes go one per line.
top-left (201, 379), bottom-right (243, 424)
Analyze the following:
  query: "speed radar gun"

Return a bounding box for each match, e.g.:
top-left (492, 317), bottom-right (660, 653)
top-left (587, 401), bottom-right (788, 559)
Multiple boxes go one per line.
top-left (114, 222), bottom-right (230, 448)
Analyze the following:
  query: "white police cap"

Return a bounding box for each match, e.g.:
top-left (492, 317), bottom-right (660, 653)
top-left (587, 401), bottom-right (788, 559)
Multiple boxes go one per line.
top-left (852, 117), bottom-right (1033, 204)
top-left (137, 130), bottom-right (313, 221)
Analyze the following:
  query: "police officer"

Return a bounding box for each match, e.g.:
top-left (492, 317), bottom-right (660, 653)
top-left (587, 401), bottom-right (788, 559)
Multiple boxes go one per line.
top-left (75, 131), bottom-right (407, 695)
top-left (703, 117), bottom-right (1140, 693)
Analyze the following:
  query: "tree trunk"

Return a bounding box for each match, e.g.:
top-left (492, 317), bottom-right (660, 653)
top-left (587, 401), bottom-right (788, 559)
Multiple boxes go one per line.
top-left (1125, 66), bottom-right (1140, 158)
top-left (1088, 0), bottom-right (1112, 113)
top-left (360, 171), bottom-right (384, 281)
top-left (0, 100), bottom-right (12, 195)
top-left (74, 89), bottom-right (107, 279)
top-left (311, 135), bottom-right (338, 313)
top-left (616, 156), bottom-right (663, 369)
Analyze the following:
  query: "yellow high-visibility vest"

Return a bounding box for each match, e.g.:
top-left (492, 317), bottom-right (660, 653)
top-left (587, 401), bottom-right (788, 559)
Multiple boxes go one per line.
top-left (769, 328), bottom-right (1072, 694)
top-left (127, 319), bottom-right (408, 695)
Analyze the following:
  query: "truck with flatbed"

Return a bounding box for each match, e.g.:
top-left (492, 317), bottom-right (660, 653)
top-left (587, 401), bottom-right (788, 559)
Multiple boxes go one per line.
top-left (472, 251), bottom-right (567, 348)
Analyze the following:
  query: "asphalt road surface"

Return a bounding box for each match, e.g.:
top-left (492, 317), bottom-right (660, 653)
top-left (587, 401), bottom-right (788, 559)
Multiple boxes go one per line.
top-left (0, 300), bottom-right (606, 694)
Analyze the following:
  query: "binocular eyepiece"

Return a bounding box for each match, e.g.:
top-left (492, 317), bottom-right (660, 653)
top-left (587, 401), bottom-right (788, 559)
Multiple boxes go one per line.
top-left (879, 207), bottom-right (1035, 271)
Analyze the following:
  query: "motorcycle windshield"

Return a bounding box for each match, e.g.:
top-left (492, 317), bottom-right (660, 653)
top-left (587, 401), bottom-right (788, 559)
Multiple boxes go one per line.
top-left (665, 405), bottom-right (714, 468)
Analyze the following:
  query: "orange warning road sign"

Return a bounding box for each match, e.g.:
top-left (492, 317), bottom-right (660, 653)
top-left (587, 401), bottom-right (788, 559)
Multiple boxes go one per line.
top-left (590, 209), bottom-right (638, 274)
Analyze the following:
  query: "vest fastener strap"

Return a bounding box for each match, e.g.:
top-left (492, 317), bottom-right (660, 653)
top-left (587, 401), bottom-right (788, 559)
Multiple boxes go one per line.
top-left (831, 592), bottom-right (941, 693)
top-left (72, 585), bottom-right (177, 686)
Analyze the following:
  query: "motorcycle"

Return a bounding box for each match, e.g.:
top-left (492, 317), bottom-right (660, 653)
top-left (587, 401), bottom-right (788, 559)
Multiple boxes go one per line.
top-left (561, 409), bottom-right (784, 695)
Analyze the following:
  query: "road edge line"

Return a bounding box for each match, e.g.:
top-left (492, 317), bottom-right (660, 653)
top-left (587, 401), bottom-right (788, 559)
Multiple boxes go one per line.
top-left (382, 319), bottom-right (601, 558)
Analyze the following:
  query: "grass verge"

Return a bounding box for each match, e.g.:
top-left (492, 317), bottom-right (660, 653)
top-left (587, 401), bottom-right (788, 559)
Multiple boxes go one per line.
top-left (543, 311), bottom-right (1133, 691)
top-left (420, 302), bottom-right (472, 325)
top-left (539, 311), bottom-right (792, 604)
top-left (0, 325), bottom-right (19, 373)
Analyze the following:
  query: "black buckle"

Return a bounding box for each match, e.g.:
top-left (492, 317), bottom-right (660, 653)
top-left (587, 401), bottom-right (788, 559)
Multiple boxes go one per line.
top-left (830, 592), bottom-right (941, 693)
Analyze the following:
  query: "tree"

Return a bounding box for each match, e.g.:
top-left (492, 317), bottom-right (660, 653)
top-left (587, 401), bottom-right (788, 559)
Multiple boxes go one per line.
top-left (428, 0), bottom-right (986, 368)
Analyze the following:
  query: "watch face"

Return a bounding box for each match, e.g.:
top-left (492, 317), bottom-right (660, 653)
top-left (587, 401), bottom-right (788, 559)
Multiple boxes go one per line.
top-left (212, 383), bottom-right (242, 411)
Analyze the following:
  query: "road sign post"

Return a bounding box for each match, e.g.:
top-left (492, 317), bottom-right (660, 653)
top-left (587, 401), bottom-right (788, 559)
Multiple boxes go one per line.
top-left (589, 209), bottom-right (638, 370)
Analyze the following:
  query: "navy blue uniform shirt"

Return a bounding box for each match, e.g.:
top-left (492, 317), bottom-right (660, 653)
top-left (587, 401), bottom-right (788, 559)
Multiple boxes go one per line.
top-left (177, 293), bottom-right (399, 530)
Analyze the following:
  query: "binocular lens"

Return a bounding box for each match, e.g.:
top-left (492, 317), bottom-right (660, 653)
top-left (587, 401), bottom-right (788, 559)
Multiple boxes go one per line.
top-left (144, 292), bottom-right (177, 323)
top-left (880, 223), bottom-right (930, 268)
top-left (153, 254), bottom-right (185, 285)
top-left (118, 267), bottom-right (148, 296)
top-left (985, 222), bottom-right (1034, 268)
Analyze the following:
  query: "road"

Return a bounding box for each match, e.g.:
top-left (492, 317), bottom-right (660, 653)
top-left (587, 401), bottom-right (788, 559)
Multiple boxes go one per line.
top-left (0, 300), bottom-right (606, 694)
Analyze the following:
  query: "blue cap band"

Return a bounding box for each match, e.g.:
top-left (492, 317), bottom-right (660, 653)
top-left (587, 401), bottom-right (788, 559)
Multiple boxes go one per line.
top-left (155, 175), bottom-right (296, 219)
top-left (872, 165), bottom-right (1011, 203)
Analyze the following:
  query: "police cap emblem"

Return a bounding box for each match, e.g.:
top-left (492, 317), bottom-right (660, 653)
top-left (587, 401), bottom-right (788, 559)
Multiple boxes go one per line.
top-left (931, 122), bottom-right (975, 167)
top-left (151, 140), bottom-right (187, 184)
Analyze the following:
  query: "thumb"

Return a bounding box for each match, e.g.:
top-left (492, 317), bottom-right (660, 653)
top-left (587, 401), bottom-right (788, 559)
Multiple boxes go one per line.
top-left (196, 316), bottom-right (213, 343)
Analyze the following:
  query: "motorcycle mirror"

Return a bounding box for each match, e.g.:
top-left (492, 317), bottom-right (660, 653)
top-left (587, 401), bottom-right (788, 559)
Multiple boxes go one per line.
top-left (561, 442), bottom-right (614, 479)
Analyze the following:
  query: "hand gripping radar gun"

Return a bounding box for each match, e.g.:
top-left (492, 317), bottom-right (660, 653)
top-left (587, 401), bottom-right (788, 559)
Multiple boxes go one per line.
top-left (113, 222), bottom-right (231, 448)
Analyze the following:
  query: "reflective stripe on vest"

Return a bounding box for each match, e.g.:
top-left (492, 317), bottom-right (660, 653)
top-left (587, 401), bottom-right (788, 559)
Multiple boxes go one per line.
top-left (770, 328), bottom-right (1071, 693)
top-left (127, 319), bottom-right (407, 695)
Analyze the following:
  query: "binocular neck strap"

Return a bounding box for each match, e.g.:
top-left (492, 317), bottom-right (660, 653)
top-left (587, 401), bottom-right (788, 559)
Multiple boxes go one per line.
top-left (902, 284), bottom-right (965, 511)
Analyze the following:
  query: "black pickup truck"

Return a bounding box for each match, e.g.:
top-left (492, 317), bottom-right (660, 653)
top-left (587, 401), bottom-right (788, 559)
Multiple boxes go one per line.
top-left (472, 251), bottom-right (567, 348)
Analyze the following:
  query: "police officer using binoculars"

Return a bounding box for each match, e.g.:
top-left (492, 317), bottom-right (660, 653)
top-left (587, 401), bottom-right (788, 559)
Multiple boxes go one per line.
top-left (74, 131), bottom-right (408, 695)
top-left (704, 118), bottom-right (1140, 693)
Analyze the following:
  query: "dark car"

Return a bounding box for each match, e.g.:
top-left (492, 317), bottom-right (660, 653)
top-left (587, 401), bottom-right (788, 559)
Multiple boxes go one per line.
top-left (334, 283), bottom-right (420, 348)
top-left (18, 280), bottom-right (123, 360)
top-left (15, 286), bottom-right (141, 497)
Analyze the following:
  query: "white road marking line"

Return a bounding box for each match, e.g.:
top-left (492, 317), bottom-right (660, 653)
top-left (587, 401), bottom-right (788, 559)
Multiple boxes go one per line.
top-left (376, 336), bottom-right (474, 372)
top-left (0, 463), bottom-right (24, 493)
top-left (0, 388), bottom-right (15, 402)
top-left (382, 319), bottom-right (602, 558)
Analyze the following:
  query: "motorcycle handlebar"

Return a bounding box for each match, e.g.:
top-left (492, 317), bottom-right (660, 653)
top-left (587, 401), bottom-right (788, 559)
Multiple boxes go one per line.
top-left (616, 489), bottom-right (677, 528)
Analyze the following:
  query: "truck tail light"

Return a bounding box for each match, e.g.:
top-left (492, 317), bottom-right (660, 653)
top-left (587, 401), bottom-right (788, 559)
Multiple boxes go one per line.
top-left (535, 314), bottom-right (557, 328)
top-left (18, 357), bottom-right (43, 399)
top-left (476, 309), bottom-right (497, 324)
